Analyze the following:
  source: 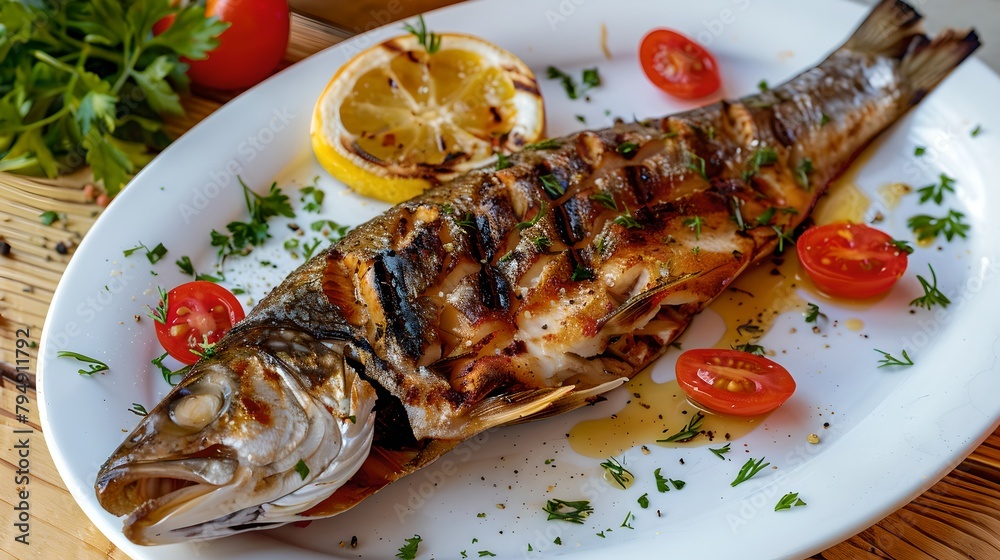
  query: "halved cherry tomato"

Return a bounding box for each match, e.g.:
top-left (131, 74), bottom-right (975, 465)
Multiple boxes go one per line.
top-left (153, 281), bottom-right (245, 364)
top-left (796, 222), bottom-right (908, 299)
top-left (639, 29), bottom-right (721, 99)
top-left (675, 349), bottom-right (795, 417)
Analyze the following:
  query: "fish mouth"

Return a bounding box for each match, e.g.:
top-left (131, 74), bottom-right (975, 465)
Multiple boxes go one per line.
top-left (96, 444), bottom-right (240, 517)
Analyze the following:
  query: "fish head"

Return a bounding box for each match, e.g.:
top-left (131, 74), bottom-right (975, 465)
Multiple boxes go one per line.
top-left (95, 327), bottom-right (377, 545)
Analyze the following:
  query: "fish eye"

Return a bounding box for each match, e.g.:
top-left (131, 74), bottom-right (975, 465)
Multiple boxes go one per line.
top-left (170, 392), bottom-right (223, 431)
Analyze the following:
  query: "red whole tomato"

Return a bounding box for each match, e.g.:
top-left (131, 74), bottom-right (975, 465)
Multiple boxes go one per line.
top-left (639, 29), bottom-right (721, 99)
top-left (153, 281), bottom-right (246, 364)
top-left (185, 0), bottom-right (290, 90)
top-left (796, 222), bottom-right (909, 299)
top-left (675, 349), bottom-right (796, 417)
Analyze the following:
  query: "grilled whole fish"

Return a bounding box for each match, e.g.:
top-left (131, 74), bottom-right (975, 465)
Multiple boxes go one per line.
top-left (95, 0), bottom-right (979, 545)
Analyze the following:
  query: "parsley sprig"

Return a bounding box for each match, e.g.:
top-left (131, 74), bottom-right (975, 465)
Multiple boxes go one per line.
top-left (0, 0), bottom-right (228, 195)
top-left (907, 210), bottom-right (970, 242)
top-left (124, 242), bottom-right (168, 264)
top-left (653, 467), bottom-right (685, 491)
top-left (910, 264), bottom-right (950, 310)
top-left (804, 303), bottom-right (826, 323)
top-left (917, 173), bottom-right (956, 205)
top-left (395, 534), bottom-right (422, 560)
top-left (546, 66), bottom-right (601, 99)
top-left (211, 178), bottom-right (295, 260)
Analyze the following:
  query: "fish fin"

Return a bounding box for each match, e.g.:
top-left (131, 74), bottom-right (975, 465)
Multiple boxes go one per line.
top-left (598, 263), bottom-right (728, 334)
top-left (506, 377), bottom-right (628, 424)
top-left (843, 0), bottom-right (924, 57)
top-left (467, 385), bottom-right (576, 432)
top-left (842, 0), bottom-right (979, 96)
top-left (898, 30), bottom-right (980, 102)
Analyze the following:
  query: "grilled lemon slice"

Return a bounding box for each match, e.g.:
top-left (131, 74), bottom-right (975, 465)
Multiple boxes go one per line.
top-left (311, 33), bottom-right (544, 203)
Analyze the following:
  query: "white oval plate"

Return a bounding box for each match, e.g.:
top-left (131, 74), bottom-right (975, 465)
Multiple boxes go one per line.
top-left (38, 0), bottom-right (1000, 558)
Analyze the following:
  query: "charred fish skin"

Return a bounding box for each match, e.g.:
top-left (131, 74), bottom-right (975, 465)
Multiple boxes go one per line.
top-left (95, 0), bottom-right (979, 545)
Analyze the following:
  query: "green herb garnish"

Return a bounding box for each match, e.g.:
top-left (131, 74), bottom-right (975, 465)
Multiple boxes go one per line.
top-left (57, 351), bottom-right (110, 376)
top-left (301, 238), bottom-right (324, 260)
top-left (613, 205), bottom-right (642, 229)
top-left (971, 124), bottom-right (982, 137)
top-left (683, 216), bottom-right (703, 239)
top-left (395, 534), bottom-right (422, 560)
top-left (917, 173), bottom-right (956, 205)
top-left (294, 459), bottom-right (309, 480)
top-left (804, 303), bottom-right (826, 323)
top-left (616, 141), bottom-right (640, 158)
top-left (0, 1), bottom-right (227, 195)
top-left (688, 153), bottom-right (707, 179)
top-left (403, 15), bottom-right (442, 53)
top-left (658, 411), bottom-right (705, 443)
top-left (890, 238), bottom-right (915, 254)
top-left (571, 264), bottom-right (595, 281)
top-left (620, 512), bottom-right (635, 529)
top-left (710, 443), bottom-right (731, 459)
top-left (743, 147), bottom-right (778, 181)
top-left (539, 174), bottom-right (565, 198)
top-left (516, 202), bottom-right (547, 230)
top-left (907, 210), bottom-right (969, 241)
top-left (731, 456), bottom-right (770, 486)
top-left (654, 468), bottom-right (670, 492)
top-left (129, 403), bottom-right (148, 416)
top-left (772, 225), bottom-right (794, 253)
top-left (914, 146), bottom-right (926, 156)
top-left (733, 342), bottom-right (766, 356)
top-left (910, 264), bottom-right (950, 310)
top-left (212, 179), bottom-right (295, 260)
top-left (774, 492), bottom-right (806, 511)
top-left (151, 352), bottom-right (187, 386)
top-left (149, 286), bottom-right (168, 324)
top-left (820, 113), bottom-right (831, 126)
top-left (637, 493), bottom-right (650, 508)
top-left (496, 153), bottom-right (512, 171)
top-left (300, 185), bottom-right (325, 213)
top-left (599, 456), bottom-right (634, 489)
top-left (543, 499), bottom-right (593, 523)
top-left (525, 138), bottom-right (563, 150)
top-left (124, 242), bottom-right (168, 264)
top-left (533, 235), bottom-right (552, 252)
top-left (589, 190), bottom-right (618, 210)
top-left (795, 157), bottom-right (814, 190)
top-left (875, 348), bottom-right (914, 368)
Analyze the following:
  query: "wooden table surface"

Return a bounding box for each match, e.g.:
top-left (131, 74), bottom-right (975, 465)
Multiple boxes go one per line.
top-left (2, 6), bottom-right (1000, 560)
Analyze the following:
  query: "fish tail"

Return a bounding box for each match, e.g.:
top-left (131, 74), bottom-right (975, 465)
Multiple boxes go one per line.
top-left (843, 0), bottom-right (980, 100)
